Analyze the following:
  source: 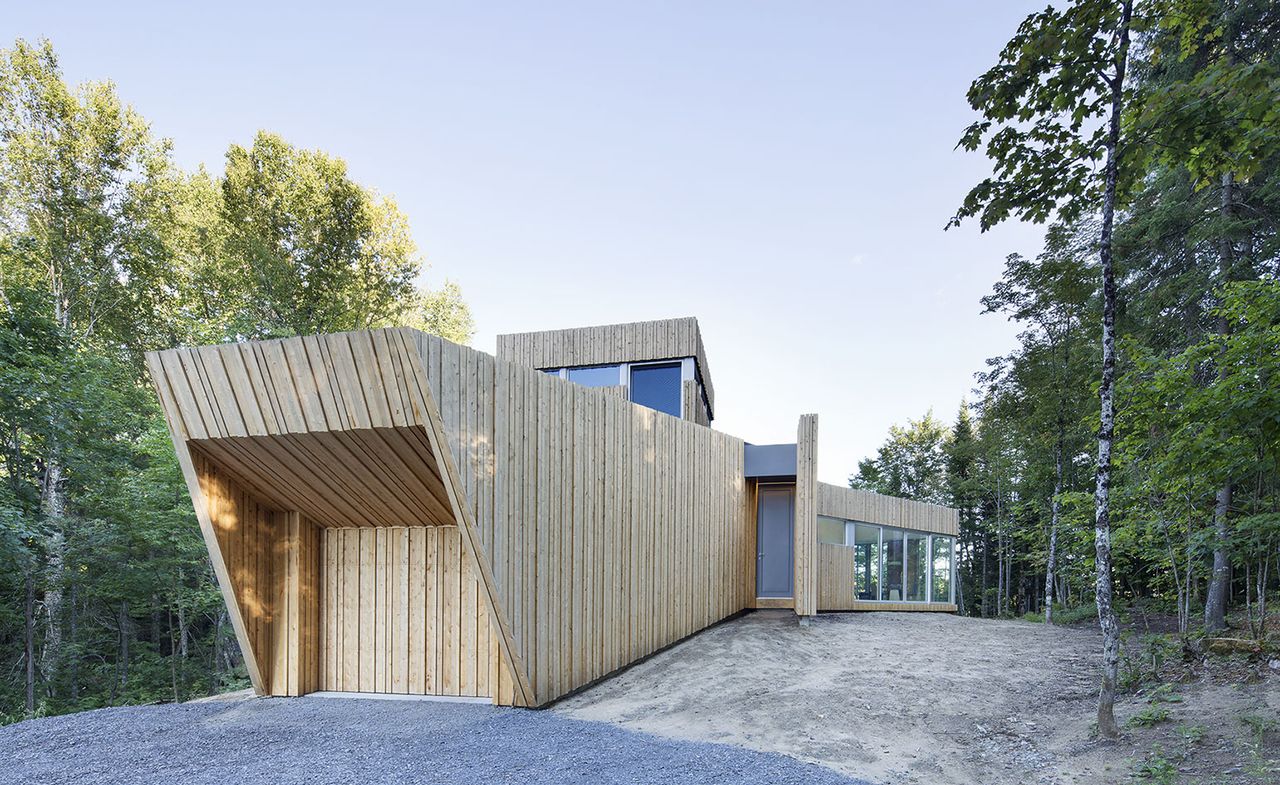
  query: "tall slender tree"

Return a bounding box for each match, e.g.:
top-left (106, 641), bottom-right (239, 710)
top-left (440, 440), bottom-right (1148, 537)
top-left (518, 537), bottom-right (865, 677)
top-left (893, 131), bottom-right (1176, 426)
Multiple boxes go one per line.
top-left (951, 0), bottom-right (1137, 736)
top-left (981, 226), bottom-right (1095, 623)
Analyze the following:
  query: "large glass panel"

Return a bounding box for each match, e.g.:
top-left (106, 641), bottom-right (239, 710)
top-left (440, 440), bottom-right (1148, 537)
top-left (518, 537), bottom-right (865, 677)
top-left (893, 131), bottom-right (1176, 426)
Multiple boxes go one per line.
top-left (630, 362), bottom-right (682, 417)
top-left (853, 523), bottom-right (880, 600)
top-left (567, 364), bottom-right (620, 387)
top-left (817, 516), bottom-right (845, 545)
top-left (905, 531), bottom-right (928, 601)
top-left (880, 529), bottom-right (904, 601)
top-left (931, 536), bottom-right (954, 603)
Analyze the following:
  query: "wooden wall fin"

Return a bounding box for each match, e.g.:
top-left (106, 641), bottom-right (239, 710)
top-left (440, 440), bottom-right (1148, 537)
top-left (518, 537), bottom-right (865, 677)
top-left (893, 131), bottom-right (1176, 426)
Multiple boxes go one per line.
top-left (793, 414), bottom-right (819, 617)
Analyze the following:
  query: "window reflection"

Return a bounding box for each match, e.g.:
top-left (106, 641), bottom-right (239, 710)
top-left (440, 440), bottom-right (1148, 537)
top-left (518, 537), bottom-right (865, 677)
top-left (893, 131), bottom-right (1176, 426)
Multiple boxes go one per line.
top-left (630, 362), bottom-right (682, 417)
top-left (931, 536), bottom-right (953, 603)
top-left (880, 529), bottom-right (904, 601)
top-left (567, 364), bottom-right (621, 387)
top-left (818, 516), bottom-right (845, 545)
top-left (854, 523), bottom-right (880, 600)
top-left (905, 532), bottom-right (928, 602)
top-left (823, 518), bottom-right (954, 605)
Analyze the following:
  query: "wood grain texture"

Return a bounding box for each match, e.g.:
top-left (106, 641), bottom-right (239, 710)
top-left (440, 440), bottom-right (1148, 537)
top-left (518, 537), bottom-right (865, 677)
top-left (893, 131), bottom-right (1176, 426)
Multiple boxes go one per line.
top-left (192, 452), bottom-right (277, 692)
top-left (793, 414), bottom-right (819, 616)
top-left (271, 511), bottom-right (322, 696)
top-left (681, 379), bottom-right (710, 426)
top-left (817, 482), bottom-right (959, 535)
top-left (495, 316), bottom-right (716, 420)
top-left (319, 526), bottom-right (505, 697)
top-left (147, 329), bottom-right (530, 704)
top-left (478, 341), bottom-right (749, 705)
top-left (148, 327), bottom-right (749, 706)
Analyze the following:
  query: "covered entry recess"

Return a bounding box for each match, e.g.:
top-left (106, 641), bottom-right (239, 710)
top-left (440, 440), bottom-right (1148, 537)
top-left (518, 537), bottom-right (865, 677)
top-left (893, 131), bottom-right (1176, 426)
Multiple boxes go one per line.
top-left (755, 485), bottom-right (795, 600)
top-left (148, 330), bottom-right (529, 704)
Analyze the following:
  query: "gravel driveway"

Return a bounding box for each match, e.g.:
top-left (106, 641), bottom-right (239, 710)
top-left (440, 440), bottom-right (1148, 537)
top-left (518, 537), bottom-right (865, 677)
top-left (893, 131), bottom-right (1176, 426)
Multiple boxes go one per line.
top-left (0, 695), bottom-right (866, 785)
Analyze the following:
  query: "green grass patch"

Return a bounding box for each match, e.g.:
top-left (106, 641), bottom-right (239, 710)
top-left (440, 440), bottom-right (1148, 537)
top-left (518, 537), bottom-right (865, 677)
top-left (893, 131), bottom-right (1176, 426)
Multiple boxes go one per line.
top-left (1240, 711), bottom-right (1278, 742)
top-left (1175, 723), bottom-right (1205, 745)
top-left (1127, 705), bottom-right (1172, 728)
top-left (1146, 683), bottom-right (1183, 705)
top-left (1131, 744), bottom-right (1178, 784)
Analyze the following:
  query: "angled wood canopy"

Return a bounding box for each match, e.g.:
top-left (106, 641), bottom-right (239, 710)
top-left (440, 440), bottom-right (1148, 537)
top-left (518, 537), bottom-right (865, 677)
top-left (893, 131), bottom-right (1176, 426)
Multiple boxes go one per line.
top-left (146, 328), bottom-right (533, 705)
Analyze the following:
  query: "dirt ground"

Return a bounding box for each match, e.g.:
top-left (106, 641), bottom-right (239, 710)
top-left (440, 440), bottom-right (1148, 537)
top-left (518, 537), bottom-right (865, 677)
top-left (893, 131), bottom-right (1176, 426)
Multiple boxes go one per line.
top-left (554, 611), bottom-right (1280, 785)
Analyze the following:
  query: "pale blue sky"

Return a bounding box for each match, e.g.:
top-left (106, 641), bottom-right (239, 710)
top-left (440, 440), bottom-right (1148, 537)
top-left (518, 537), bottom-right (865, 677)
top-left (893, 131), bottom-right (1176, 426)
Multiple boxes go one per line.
top-left (10, 2), bottom-right (1047, 484)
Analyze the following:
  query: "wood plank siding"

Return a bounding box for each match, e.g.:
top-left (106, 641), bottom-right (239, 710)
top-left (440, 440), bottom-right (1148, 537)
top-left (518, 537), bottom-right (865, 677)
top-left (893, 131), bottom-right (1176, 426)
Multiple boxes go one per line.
top-left (148, 327), bottom-right (752, 707)
top-left (478, 342), bottom-right (749, 705)
top-left (319, 526), bottom-right (506, 698)
top-left (495, 316), bottom-right (716, 421)
top-left (193, 452), bottom-right (278, 693)
top-left (793, 415), bottom-right (819, 616)
top-left (147, 330), bottom-right (531, 705)
top-left (816, 482), bottom-right (959, 536)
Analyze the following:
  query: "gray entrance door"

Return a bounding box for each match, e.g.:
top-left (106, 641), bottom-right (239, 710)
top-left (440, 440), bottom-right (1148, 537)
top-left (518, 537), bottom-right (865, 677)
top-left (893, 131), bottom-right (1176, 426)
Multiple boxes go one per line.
top-left (756, 485), bottom-right (795, 598)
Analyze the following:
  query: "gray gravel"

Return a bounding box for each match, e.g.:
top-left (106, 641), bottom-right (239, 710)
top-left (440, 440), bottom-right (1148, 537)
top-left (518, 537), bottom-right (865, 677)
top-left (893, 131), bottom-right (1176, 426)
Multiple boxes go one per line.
top-left (0, 696), bottom-right (867, 785)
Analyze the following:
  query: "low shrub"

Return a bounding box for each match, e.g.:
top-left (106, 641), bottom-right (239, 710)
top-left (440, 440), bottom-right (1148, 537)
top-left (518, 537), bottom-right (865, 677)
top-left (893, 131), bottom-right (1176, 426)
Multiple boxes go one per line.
top-left (1126, 705), bottom-right (1171, 728)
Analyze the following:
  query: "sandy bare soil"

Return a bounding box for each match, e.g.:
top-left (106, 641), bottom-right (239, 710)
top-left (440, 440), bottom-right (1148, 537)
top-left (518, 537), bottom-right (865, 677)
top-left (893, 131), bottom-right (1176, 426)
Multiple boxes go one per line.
top-left (555, 611), bottom-right (1280, 785)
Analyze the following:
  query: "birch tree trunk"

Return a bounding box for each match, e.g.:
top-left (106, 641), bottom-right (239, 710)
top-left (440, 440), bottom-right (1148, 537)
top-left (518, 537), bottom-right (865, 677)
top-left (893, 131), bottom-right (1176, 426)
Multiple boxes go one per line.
top-left (1093, 0), bottom-right (1132, 740)
top-left (1204, 485), bottom-right (1231, 631)
top-left (40, 264), bottom-right (69, 698)
top-left (40, 456), bottom-right (66, 697)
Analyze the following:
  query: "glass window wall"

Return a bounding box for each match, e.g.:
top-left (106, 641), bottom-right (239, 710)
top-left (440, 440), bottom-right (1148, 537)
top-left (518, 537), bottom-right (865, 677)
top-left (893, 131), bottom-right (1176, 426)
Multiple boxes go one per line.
top-left (853, 523), bottom-right (880, 600)
top-left (905, 531), bottom-right (928, 602)
top-left (821, 518), bottom-right (954, 605)
top-left (931, 536), bottom-right (954, 603)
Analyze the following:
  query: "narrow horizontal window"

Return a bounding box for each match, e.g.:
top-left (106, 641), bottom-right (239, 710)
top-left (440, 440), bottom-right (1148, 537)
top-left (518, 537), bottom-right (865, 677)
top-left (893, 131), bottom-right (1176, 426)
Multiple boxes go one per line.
top-left (566, 364), bottom-right (620, 387)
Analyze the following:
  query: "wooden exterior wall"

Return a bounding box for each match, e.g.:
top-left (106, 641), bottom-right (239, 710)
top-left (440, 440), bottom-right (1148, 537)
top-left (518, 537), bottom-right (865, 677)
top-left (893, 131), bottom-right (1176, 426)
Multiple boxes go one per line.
top-left (793, 414), bottom-right (819, 616)
top-left (682, 379), bottom-right (710, 426)
top-left (149, 327), bottom-right (752, 707)
top-left (495, 316), bottom-right (716, 420)
top-left (319, 526), bottom-right (503, 700)
top-left (816, 482), bottom-right (959, 535)
top-left (147, 330), bottom-right (531, 705)
top-left (445, 334), bottom-right (751, 705)
top-left (195, 453), bottom-right (279, 692)
top-left (273, 511), bottom-right (322, 696)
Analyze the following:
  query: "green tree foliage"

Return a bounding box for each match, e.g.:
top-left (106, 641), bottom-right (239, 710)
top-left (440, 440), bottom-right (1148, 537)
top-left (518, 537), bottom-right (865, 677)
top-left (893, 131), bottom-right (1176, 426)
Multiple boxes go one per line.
top-left (849, 411), bottom-right (950, 505)
top-left (851, 0), bottom-right (1279, 737)
top-left (219, 132), bottom-right (421, 339)
top-left (943, 0), bottom-right (1280, 737)
top-left (951, 0), bottom-right (1139, 734)
top-left (0, 38), bottom-right (474, 721)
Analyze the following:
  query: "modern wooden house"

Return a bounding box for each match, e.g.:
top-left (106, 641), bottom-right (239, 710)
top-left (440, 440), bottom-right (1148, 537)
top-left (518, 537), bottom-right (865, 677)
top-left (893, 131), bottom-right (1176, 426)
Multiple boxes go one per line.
top-left (146, 317), bottom-right (958, 707)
